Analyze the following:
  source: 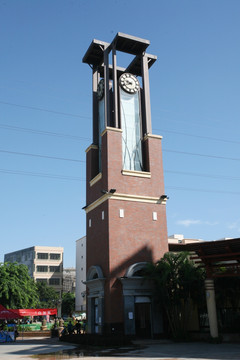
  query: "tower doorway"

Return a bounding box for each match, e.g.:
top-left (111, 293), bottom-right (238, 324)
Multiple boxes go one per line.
top-left (135, 298), bottom-right (152, 338)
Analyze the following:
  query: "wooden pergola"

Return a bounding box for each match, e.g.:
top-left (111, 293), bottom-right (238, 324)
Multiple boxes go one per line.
top-left (169, 238), bottom-right (240, 278)
top-left (169, 238), bottom-right (240, 338)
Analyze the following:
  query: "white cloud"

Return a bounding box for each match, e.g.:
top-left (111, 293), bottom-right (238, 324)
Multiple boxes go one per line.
top-left (177, 219), bottom-right (201, 227)
top-left (205, 221), bottom-right (219, 226)
top-left (176, 219), bottom-right (219, 228)
top-left (228, 219), bottom-right (240, 233)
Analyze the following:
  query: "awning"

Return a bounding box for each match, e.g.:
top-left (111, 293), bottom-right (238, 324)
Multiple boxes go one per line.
top-left (10, 308), bottom-right (57, 316)
top-left (0, 305), bottom-right (23, 319)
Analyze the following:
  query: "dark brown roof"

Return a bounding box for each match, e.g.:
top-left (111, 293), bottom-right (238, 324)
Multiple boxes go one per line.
top-left (169, 238), bottom-right (240, 277)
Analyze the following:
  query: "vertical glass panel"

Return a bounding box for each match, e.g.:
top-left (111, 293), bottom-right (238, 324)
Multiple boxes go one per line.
top-left (120, 88), bottom-right (143, 171)
top-left (98, 98), bottom-right (105, 172)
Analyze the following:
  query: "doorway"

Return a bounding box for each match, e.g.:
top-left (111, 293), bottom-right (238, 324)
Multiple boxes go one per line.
top-left (135, 302), bottom-right (152, 338)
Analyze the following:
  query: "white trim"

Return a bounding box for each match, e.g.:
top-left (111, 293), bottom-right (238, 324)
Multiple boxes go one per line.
top-left (122, 169), bottom-right (151, 178)
top-left (85, 144), bottom-right (98, 153)
top-left (90, 172), bottom-right (102, 187)
top-left (101, 126), bottom-right (122, 137)
top-left (84, 192), bottom-right (163, 214)
top-left (143, 133), bottom-right (163, 141)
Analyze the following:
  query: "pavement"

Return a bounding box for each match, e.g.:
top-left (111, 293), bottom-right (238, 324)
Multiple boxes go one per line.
top-left (0, 337), bottom-right (240, 360)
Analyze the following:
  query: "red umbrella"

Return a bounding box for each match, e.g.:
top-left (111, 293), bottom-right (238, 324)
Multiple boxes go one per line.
top-left (0, 305), bottom-right (22, 319)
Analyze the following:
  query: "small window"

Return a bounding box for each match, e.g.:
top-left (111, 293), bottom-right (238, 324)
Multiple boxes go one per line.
top-left (36, 278), bottom-right (48, 283)
top-left (49, 266), bottom-right (60, 272)
top-left (37, 253), bottom-right (48, 260)
top-left (50, 253), bottom-right (61, 260)
top-left (119, 209), bottom-right (124, 218)
top-left (36, 265), bottom-right (48, 272)
top-left (102, 211), bottom-right (104, 220)
top-left (49, 278), bottom-right (60, 286)
top-left (89, 219), bottom-right (91, 227)
top-left (152, 212), bottom-right (157, 221)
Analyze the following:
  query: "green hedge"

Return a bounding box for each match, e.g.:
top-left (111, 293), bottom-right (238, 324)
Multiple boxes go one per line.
top-left (18, 323), bottom-right (52, 331)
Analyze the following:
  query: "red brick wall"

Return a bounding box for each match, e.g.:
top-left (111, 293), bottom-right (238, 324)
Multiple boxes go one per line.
top-left (86, 127), bottom-right (168, 326)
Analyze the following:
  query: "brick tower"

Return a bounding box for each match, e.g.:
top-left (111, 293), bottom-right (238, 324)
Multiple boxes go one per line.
top-left (83, 33), bottom-right (168, 337)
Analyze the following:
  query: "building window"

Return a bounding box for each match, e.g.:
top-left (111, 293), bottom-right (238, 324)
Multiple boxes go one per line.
top-left (36, 265), bottom-right (48, 272)
top-left (37, 253), bottom-right (48, 260)
top-left (36, 278), bottom-right (48, 283)
top-left (50, 253), bottom-right (61, 260)
top-left (49, 278), bottom-right (60, 286)
top-left (152, 212), bottom-right (157, 221)
top-left (102, 211), bottom-right (104, 220)
top-left (119, 209), bottom-right (124, 218)
top-left (89, 219), bottom-right (91, 227)
top-left (49, 266), bottom-right (60, 273)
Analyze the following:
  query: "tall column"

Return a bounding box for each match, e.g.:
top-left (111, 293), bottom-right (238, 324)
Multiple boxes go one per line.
top-left (141, 53), bottom-right (152, 135)
top-left (205, 279), bottom-right (218, 338)
top-left (103, 48), bottom-right (110, 127)
top-left (112, 46), bottom-right (119, 128)
top-left (92, 66), bottom-right (99, 145)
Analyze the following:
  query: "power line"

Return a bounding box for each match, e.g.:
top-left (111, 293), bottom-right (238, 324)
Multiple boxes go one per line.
top-left (163, 149), bottom-right (240, 162)
top-left (1, 144), bottom-right (240, 171)
top-left (1, 121), bottom-right (238, 148)
top-left (166, 185), bottom-right (240, 196)
top-left (165, 170), bottom-right (240, 181)
top-left (1, 100), bottom-right (238, 147)
top-left (0, 100), bottom-right (90, 119)
top-left (0, 149), bottom-right (85, 163)
top-left (0, 123), bottom-right (90, 141)
top-left (0, 168), bottom-right (85, 181)
top-left (1, 145), bottom-right (240, 166)
top-left (154, 128), bottom-right (240, 146)
top-left (0, 167), bottom-right (239, 195)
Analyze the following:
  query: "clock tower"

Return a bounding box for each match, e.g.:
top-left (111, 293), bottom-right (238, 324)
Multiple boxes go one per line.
top-left (82, 33), bottom-right (168, 337)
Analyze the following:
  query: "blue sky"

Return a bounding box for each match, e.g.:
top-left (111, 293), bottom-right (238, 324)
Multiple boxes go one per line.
top-left (1, 0), bottom-right (240, 267)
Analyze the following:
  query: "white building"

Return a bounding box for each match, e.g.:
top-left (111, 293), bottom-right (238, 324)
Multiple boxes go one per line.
top-left (4, 246), bottom-right (64, 296)
top-left (168, 234), bottom-right (203, 245)
top-left (75, 236), bottom-right (86, 313)
top-left (63, 267), bottom-right (76, 293)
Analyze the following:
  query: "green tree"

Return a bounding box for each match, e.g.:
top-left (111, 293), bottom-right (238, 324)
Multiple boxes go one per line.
top-left (145, 252), bottom-right (205, 339)
top-left (0, 262), bottom-right (38, 308)
top-left (36, 282), bottom-right (59, 308)
top-left (61, 292), bottom-right (75, 317)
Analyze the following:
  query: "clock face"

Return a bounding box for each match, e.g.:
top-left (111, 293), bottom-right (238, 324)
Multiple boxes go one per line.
top-left (97, 79), bottom-right (104, 100)
top-left (119, 73), bottom-right (140, 94)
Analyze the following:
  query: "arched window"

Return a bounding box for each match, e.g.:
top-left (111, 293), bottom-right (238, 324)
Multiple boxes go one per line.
top-left (125, 262), bottom-right (148, 278)
top-left (86, 265), bottom-right (104, 281)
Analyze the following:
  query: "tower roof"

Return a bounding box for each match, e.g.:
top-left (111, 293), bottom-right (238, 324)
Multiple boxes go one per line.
top-left (82, 33), bottom-right (153, 69)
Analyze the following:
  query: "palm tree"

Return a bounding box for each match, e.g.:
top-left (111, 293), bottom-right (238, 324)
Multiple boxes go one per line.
top-left (145, 252), bottom-right (205, 339)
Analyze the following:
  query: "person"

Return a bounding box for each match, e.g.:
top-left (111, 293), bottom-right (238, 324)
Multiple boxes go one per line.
top-left (82, 320), bottom-right (86, 334)
top-left (14, 325), bottom-right (19, 341)
top-left (61, 325), bottom-right (67, 336)
top-left (75, 320), bottom-right (81, 334)
top-left (67, 320), bottom-right (73, 334)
